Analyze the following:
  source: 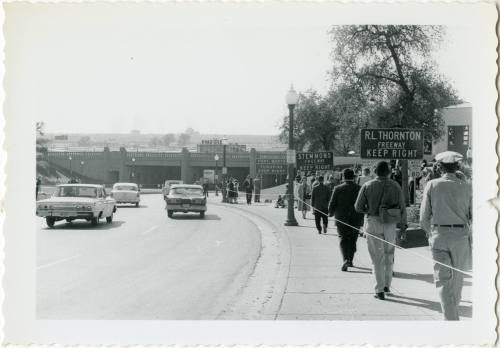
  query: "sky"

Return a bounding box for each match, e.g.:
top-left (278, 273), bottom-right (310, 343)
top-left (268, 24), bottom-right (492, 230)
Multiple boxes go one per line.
top-left (5, 3), bottom-right (479, 135)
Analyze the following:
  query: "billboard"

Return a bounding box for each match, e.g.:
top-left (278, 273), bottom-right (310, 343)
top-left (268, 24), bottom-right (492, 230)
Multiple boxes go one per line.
top-left (360, 128), bottom-right (424, 160)
top-left (296, 152), bottom-right (334, 172)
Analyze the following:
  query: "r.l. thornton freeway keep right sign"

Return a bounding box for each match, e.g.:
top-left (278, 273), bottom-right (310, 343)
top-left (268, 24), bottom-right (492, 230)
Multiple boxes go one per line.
top-left (360, 128), bottom-right (424, 160)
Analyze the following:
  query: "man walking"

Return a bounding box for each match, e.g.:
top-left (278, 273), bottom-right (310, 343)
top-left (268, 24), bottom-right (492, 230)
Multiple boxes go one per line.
top-left (310, 176), bottom-right (331, 234)
top-left (243, 175), bottom-right (254, 205)
top-left (355, 161), bottom-right (407, 300)
top-left (36, 175), bottom-right (42, 199)
top-left (329, 169), bottom-right (364, 271)
top-left (420, 151), bottom-right (472, 320)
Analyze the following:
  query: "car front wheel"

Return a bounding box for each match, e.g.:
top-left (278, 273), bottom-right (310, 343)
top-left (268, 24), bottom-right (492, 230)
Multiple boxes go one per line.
top-left (200, 211), bottom-right (205, 218)
top-left (91, 217), bottom-right (99, 226)
top-left (106, 213), bottom-right (113, 224)
top-left (135, 202), bottom-right (139, 207)
top-left (167, 210), bottom-right (173, 218)
top-left (46, 217), bottom-right (55, 228)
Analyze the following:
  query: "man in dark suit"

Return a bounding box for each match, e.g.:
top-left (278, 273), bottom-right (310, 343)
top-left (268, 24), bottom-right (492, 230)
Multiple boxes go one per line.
top-left (329, 168), bottom-right (364, 271)
top-left (311, 176), bottom-right (331, 234)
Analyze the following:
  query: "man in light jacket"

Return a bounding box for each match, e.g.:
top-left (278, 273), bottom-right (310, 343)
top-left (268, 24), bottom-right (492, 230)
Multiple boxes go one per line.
top-left (355, 161), bottom-right (407, 300)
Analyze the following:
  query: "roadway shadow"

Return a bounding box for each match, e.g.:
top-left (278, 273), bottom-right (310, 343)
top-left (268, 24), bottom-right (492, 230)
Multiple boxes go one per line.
top-left (384, 293), bottom-right (472, 318)
top-left (170, 214), bottom-right (221, 220)
top-left (115, 204), bottom-right (148, 209)
top-left (42, 220), bottom-right (125, 230)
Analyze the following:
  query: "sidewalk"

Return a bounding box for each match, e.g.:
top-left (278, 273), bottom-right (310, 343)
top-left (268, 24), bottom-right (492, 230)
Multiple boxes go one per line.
top-left (210, 196), bottom-right (472, 320)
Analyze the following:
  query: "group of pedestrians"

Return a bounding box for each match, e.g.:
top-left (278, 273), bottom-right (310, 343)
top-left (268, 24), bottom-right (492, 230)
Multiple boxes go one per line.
top-left (293, 152), bottom-right (471, 320)
top-left (221, 175), bottom-right (262, 204)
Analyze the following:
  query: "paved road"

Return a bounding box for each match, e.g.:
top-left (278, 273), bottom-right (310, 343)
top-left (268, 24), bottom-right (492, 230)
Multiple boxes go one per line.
top-left (36, 194), bottom-right (286, 319)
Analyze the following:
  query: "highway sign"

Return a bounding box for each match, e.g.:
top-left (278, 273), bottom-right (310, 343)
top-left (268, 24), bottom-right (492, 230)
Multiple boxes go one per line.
top-left (256, 154), bottom-right (287, 175)
top-left (360, 128), bottom-right (424, 160)
top-left (296, 151), bottom-right (334, 172)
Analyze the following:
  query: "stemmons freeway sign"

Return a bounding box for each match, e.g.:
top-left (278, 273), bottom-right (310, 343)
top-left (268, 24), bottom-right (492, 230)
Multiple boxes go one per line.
top-left (296, 151), bottom-right (334, 172)
top-left (360, 128), bottom-right (424, 160)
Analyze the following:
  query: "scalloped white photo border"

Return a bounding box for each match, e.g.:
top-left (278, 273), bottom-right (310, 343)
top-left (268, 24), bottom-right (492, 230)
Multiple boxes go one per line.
top-left (0, 1), bottom-right (498, 346)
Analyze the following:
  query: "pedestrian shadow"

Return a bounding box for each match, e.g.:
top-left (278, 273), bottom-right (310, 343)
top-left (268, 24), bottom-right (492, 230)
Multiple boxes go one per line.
top-left (393, 272), bottom-right (473, 285)
top-left (348, 266), bottom-right (372, 274)
top-left (384, 293), bottom-right (472, 318)
top-left (393, 271), bottom-right (434, 284)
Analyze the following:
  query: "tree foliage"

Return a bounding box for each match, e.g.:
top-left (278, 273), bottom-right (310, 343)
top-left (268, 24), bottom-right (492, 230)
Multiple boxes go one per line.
top-left (178, 133), bottom-right (191, 146)
top-left (329, 25), bottom-right (460, 140)
top-left (279, 86), bottom-right (368, 155)
top-left (77, 136), bottom-right (92, 147)
top-left (162, 133), bottom-right (176, 146)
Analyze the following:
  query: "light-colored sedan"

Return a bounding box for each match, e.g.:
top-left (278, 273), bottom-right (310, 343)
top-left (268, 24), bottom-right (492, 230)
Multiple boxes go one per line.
top-left (36, 184), bottom-right (116, 228)
top-left (110, 182), bottom-right (140, 206)
top-left (165, 184), bottom-right (207, 218)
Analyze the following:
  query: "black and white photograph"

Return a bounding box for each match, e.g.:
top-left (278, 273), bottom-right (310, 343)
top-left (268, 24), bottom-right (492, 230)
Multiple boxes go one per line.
top-left (2, 1), bottom-right (498, 346)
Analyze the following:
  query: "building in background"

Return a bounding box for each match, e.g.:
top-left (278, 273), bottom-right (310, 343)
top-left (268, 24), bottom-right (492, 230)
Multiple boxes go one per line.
top-left (432, 103), bottom-right (472, 158)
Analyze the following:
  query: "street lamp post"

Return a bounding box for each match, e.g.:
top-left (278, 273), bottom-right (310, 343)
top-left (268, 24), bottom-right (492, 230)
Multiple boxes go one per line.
top-left (214, 154), bottom-right (220, 196)
top-left (80, 161), bottom-right (85, 178)
top-left (284, 86), bottom-right (299, 226)
top-left (68, 156), bottom-right (73, 178)
top-left (131, 157), bottom-right (136, 182)
top-left (222, 138), bottom-right (228, 202)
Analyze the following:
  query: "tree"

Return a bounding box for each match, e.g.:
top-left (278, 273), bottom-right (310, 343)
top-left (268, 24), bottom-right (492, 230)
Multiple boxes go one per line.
top-left (149, 137), bottom-right (162, 146)
top-left (326, 85), bottom-right (369, 156)
top-left (178, 133), bottom-right (191, 147)
top-left (77, 136), bottom-right (92, 147)
top-left (329, 25), bottom-right (460, 140)
top-left (279, 86), bottom-right (368, 154)
top-left (162, 133), bottom-right (176, 146)
top-left (279, 90), bottom-right (338, 152)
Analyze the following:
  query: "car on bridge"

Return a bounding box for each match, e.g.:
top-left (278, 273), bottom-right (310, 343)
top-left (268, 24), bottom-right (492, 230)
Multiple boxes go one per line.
top-left (165, 184), bottom-right (207, 218)
top-left (110, 182), bottom-right (140, 206)
top-left (36, 184), bottom-right (116, 228)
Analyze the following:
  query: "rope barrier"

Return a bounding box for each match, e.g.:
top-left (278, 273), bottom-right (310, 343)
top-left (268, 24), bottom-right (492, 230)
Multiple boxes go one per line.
top-left (220, 187), bottom-right (473, 277)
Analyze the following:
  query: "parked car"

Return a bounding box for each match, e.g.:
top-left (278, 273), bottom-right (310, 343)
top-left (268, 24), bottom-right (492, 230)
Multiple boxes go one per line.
top-left (36, 184), bottom-right (116, 228)
top-left (110, 182), bottom-right (140, 206)
top-left (162, 180), bottom-right (184, 200)
top-left (165, 184), bottom-right (207, 218)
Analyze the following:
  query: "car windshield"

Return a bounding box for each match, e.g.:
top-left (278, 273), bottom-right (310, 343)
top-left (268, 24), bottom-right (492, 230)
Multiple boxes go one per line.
top-left (114, 185), bottom-right (137, 191)
top-left (56, 186), bottom-right (98, 198)
top-left (170, 187), bottom-right (203, 196)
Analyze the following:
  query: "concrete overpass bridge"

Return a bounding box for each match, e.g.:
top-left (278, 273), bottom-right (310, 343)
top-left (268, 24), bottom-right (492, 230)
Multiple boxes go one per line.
top-left (43, 147), bottom-right (361, 188)
top-left (43, 147), bottom-right (288, 188)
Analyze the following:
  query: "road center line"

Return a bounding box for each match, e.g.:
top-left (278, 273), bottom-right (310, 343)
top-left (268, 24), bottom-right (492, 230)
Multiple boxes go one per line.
top-left (37, 254), bottom-right (81, 271)
top-left (141, 225), bottom-right (158, 235)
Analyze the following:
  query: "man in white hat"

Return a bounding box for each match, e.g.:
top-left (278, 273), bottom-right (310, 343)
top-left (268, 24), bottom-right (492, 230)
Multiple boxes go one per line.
top-left (420, 151), bottom-right (472, 320)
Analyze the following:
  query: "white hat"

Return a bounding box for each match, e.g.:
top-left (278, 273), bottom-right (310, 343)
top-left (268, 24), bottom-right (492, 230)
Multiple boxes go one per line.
top-left (435, 151), bottom-right (464, 163)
